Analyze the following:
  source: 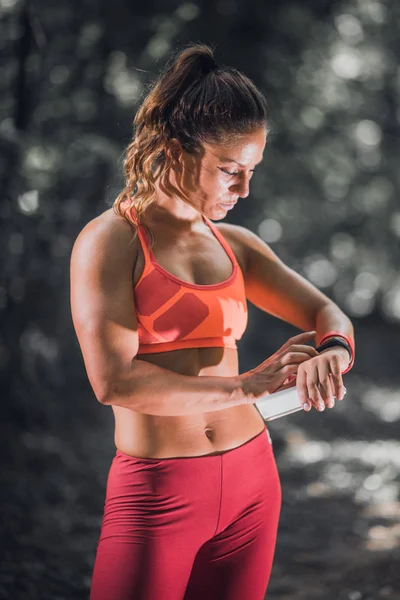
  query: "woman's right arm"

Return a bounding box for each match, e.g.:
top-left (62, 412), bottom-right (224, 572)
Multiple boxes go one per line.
top-left (69, 214), bottom-right (246, 416)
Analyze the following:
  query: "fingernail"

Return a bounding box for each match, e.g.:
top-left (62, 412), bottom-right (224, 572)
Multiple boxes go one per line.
top-left (303, 403), bottom-right (309, 410)
top-left (343, 387), bottom-right (347, 395)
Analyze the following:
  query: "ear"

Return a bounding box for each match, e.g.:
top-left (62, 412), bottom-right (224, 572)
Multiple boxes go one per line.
top-left (165, 138), bottom-right (183, 168)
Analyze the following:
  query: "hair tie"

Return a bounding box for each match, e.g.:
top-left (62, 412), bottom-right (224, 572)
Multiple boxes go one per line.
top-left (200, 56), bottom-right (219, 75)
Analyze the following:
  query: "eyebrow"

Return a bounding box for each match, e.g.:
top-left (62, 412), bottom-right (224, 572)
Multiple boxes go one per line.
top-left (218, 156), bottom-right (264, 167)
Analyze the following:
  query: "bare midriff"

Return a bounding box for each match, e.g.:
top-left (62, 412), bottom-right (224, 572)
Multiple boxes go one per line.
top-left (113, 346), bottom-right (266, 459)
top-left (108, 206), bottom-right (266, 459)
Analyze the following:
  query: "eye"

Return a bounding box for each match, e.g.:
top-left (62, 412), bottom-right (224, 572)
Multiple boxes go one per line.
top-left (220, 168), bottom-right (257, 176)
top-left (220, 168), bottom-right (239, 176)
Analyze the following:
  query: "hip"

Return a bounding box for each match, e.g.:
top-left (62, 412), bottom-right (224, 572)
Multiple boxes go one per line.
top-left (99, 425), bottom-right (280, 543)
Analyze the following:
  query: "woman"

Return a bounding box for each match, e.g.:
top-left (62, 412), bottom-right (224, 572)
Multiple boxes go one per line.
top-left (70, 44), bottom-right (355, 600)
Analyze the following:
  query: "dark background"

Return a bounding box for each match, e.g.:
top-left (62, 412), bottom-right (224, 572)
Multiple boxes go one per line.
top-left (1, 0), bottom-right (399, 598)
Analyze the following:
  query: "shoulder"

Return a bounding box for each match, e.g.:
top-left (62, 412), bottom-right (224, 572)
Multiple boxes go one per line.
top-left (214, 221), bottom-right (276, 274)
top-left (70, 206), bottom-right (139, 271)
top-left (213, 222), bottom-right (249, 273)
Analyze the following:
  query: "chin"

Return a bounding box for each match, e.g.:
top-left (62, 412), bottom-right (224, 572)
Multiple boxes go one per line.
top-left (202, 205), bottom-right (222, 221)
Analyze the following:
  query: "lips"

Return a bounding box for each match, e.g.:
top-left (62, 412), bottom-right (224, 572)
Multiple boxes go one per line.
top-left (219, 201), bottom-right (237, 209)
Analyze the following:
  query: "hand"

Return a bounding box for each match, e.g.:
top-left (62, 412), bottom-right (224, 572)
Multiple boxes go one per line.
top-left (239, 331), bottom-right (319, 402)
top-left (296, 347), bottom-right (348, 412)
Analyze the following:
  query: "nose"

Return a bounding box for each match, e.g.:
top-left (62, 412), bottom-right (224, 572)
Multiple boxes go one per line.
top-left (231, 174), bottom-right (251, 198)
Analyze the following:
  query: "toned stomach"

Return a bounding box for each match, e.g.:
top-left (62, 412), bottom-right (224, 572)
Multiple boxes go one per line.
top-left (112, 346), bottom-right (266, 459)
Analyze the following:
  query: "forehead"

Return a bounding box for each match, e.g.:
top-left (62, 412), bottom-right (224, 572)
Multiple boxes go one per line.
top-left (204, 128), bottom-right (267, 164)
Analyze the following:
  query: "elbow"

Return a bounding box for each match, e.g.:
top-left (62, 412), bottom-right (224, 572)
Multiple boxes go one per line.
top-left (92, 378), bottom-right (115, 405)
top-left (97, 382), bottom-right (117, 405)
top-left (97, 390), bottom-right (110, 405)
top-left (94, 359), bottom-right (140, 406)
top-left (88, 364), bottom-right (127, 405)
top-left (97, 377), bottom-right (128, 406)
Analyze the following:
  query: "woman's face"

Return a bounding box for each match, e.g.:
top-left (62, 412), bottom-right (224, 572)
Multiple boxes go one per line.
top-left (167, 126), bottom-right (267, 221)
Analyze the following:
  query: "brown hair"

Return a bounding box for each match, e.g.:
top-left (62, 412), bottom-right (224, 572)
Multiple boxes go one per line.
top-left (113, 42), bottom-right (268, 244)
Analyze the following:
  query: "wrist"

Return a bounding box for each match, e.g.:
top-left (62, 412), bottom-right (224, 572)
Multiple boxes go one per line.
top-left (318, 330), bottom-right (355, 371)
top-left (319, 346), bottom-right (351, 368)
top-left (316, 332), bottom-right (354, 374)
top-left (230, 375), bottom-right (249, 405)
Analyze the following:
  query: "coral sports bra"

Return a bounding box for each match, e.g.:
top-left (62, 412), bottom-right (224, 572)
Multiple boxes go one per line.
top-left (129, 205), bottom-right (248, 355)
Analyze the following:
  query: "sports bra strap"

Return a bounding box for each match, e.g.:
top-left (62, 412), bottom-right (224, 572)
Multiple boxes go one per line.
top-left (202, 214), bottom-right (239, 269)
top-left (129, 202), bottom-right (239, 275)
top-left (129, 204), bottom-right (153, 266)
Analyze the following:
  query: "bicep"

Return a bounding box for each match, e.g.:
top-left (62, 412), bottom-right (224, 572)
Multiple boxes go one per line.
top-left (70, 217), bottom-right (139, 402)
top-left (239, 227), bottom-right (332, 330)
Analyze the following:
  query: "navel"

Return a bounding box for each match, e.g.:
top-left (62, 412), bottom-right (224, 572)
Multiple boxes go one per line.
top-left (204, 427), bottom-right (214, 441)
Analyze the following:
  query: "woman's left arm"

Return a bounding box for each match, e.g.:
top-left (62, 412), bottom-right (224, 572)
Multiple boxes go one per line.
top-left (221, 224), bottom-right (355, 411)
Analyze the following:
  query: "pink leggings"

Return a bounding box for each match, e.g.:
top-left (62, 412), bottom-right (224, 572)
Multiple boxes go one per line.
top-left (90, 425), bottom-right (282, 600)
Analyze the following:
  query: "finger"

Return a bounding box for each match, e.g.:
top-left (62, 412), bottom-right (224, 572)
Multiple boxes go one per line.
top-left (335, 377), bottom-right (347, 401)
top-left (303, 363), bottom-right (326, 411)
top-left (290, 344), bottom-right (319, 358)
top-left (282, 331), bottom-right (316, 349)
top-left (317, 361), bottom-right (336, 409)
top-left (292, 330), bottom-right (317, 339)
top-left (281, 346), bottom-right (318, 364)
top-left (272, 364), bottom-right (298, 392)
top-left (296, 367), bottom-right (311, 411)
top-left (307, 378), bottom-right (326, 411)
top-left (281, 374), bottom-right (296, 386)
top-left (279, 352), bottom-right (310, 369)
top-left (279, 364), bottom-right (300, 381)
top-left (329, 361), bottom-right (346, 400)
top-left (279, 345), bottom-right (318, 357)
